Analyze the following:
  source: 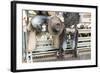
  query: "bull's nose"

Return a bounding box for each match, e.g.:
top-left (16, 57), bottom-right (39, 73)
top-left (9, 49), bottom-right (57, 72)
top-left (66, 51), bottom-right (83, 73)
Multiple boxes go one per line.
top-left (56, 23), bottom-right (60, 26)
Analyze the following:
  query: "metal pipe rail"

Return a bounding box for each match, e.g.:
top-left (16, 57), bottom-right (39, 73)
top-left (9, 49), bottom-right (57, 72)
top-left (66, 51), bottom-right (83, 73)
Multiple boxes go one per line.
top-left (26, 29), bottom-right (91, 63)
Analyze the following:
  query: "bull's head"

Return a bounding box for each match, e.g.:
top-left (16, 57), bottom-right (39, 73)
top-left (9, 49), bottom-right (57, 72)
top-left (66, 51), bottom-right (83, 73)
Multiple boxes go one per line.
top-left (48, 16), bottom-right (65, 36)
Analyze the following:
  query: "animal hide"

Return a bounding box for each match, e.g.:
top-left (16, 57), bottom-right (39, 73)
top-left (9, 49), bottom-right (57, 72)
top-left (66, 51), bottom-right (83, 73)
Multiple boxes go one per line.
top-left (63, 12), bottom-right (80, 28)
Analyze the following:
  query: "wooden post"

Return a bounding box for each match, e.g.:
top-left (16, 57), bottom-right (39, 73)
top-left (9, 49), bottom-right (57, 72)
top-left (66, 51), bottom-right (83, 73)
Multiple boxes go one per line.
top-left (26, 30), bottom-right (36, 63)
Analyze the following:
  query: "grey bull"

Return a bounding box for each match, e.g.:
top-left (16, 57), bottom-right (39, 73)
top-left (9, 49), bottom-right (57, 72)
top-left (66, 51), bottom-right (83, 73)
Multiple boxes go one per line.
top-left (48, 16), bottom-right (68, 59)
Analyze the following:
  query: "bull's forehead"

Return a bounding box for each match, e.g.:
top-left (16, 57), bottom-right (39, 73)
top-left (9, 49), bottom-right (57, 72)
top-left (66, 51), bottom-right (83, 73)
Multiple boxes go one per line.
top-left (50, 16), bottom-right (61, 23)
top-left (52, 20), bottom-right (61, 24)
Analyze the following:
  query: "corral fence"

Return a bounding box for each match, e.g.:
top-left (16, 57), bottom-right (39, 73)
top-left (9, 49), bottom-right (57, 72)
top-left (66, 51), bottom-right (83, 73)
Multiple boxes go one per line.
top-left (25, 29), bottom-right (91, 62)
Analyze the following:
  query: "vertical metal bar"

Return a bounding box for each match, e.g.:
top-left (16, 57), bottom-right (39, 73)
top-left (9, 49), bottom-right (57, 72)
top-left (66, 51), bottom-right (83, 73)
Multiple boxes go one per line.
top-left (22, 10), bottom-right (28, 62)
top-left (26, 10), bottom-right (33, 63)
top-left (74, 22), bottom-right (78, 57)
top-left (26, 10), bottom-right (29, 62)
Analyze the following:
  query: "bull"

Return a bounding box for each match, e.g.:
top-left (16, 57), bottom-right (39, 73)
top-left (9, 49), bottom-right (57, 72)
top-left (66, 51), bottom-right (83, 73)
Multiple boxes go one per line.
top-left (48, 16), bottom-right (67, 59)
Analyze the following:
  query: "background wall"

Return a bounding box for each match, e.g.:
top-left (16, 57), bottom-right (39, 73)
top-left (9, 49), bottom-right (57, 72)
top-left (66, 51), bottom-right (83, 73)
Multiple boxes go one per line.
top-left (0, 0), bottom-right (99, 73)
